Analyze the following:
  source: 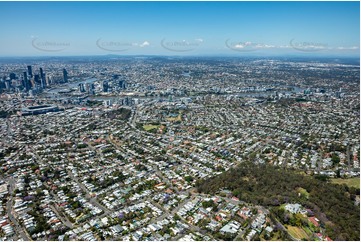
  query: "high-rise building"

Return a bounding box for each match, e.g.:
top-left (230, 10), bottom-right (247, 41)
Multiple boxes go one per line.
top-left (9, 73), bottom-right (16, 80)
top-left (34, 74), bottom-right (41, 87)
top-left (4, 79), bottom-right (11, 90)
top-left (118, 80), bottom-right (124, 88)
top-left (23, 72), bottom-right (27, 82)
top-left (79, 83), bottom-right (85, 92)
top-left (119, 80), bottom-right (127, 89)
top-left (124, 96), bottom-right (130, 106)
top-left (63, 68), bottom-right (68, 83)
top-left (22, 72), bottom-right (29, 90)
top-left (0, 80), bottom-right (5, 91)
top-left (46, 76), bottom-right (51, 86)
top-left (27, 65), bottom-right (33, 78)
top-left (39, 68), bottom-right (46, 88)
top-left (89, 83), bottom-right (95, 95)
top-left (102, 80), bottom-right (109, 92)
top-left (22, 72), bottom-right (27, 88)
top-left (85, 83), bottom-right (90, 94)
top-left (39, 68), bottom-right (44, 78)
top-left (41, 77), bottom-right (46, 89)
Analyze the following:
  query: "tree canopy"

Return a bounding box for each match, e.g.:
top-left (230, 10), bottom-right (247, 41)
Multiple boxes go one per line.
top-left (196, 162), bottom-right (360, 241)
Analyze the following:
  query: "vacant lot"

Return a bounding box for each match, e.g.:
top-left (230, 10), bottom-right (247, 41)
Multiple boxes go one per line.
top-left (143, 124), bottom-right (159, 131)
top-left (287, 226), bottom-right (310, 240)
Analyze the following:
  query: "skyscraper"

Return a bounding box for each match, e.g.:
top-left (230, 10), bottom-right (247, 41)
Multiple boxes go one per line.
top-left (39, 68), bottom-right (46, 88)
top-left (41, 77), bottom-right (46, 89)
top-left (79, 83), bottom-right (85, 92)
top-left (34, 74), bottom-right (41, 87)
top-left (27, 65), bottom-right (33, 78)
top-left (23, 72), bottom-right (30, 91)
top-left (4, 79), bottom-right (11, 90)
top-left (63, 68), bottom-right (68, 83)
top-left (102, 80), bottom-right (109, 92)
top-left (9, 73), bottom-right (16, 80)
top-left (89, 83), bottom-right (95, 95)
top-left (119, 80), bottom-right (127, 89)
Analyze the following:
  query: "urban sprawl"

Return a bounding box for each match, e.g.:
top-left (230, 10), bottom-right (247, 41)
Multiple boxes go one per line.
top-left (0, 56), bottom-right (359, 241)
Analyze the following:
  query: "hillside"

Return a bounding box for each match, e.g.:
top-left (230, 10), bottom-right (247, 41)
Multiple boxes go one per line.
top-left (196, 162), bottom-right (360, 241)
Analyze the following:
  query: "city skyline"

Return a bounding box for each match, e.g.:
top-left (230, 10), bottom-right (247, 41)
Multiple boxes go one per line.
top-left (0, 0), bottom-right (359, 57)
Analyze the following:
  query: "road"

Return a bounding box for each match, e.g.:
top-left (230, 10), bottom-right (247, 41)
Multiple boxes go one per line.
top-left (49, 204), bottom-right (73, 229)
top-left (129, 106), bottom-right (138, 128)
top-left (66, 170), bottom-right (111, 215)
top-left (269, 213), bottom-right (297, 241)
top-left (6, 178), bottom-right (32, 241)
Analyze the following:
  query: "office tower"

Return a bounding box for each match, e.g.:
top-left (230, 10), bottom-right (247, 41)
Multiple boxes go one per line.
top-left (5, 79), bottom-right (11, 90)
top-left (46, 75), bottom-right (51, 86)
top-left (0, 80), bottom-right (5, 91)
top-left (41, 77), bottom-right (46, 89)
top-left (63, 68), bottom-right (68, 83)
top-left (124, 96), bottom-right (130, 106)
top-left (9, 73), bottom-right (16, 80)
top-left (39, 68), bottom-right (46, 88)
top-left (22, 72), bottom-right (28, 90)
top-left (85, 83), bottom-right (90, 93)
top-left (34, 74), bottom-right (41, 87)
top-left (22, 72), bottom-right (27, 89)
top-left (86, 83), bottom-right (95, 95)
top-left (102, 81), bottom-right (109, 92)
top-left (23, 72), bottom-right (27, 84)
top-left (119, 80), bottom-right (124, 88)
top-left (27, 65), bottom-right (33, 78)
top-left (79, 83), bottom-right (85, 92)
top-left (21, 80), bottom-right (26, 90)
top-left (119, 80), bottom-right (127, 89)
top-left (89, 83), bottom-right (95, 95)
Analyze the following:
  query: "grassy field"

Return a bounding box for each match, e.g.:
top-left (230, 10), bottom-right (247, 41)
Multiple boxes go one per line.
top-left (331, 177), bottom-right (360, 189)
top-left (303, 226), bottom-right (314, 236)
top-left (166, 113), bottom-right (182, 122)
top-left (167, 111), bottom-right (183, 122)
top-left (143, 124), bottom-right (159, 131)
top-left (287, 226), bottom-right (310, 240)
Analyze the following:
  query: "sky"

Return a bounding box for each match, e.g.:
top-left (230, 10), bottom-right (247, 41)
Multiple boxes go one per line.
top-left (0, 1), bottom-right (359, 57)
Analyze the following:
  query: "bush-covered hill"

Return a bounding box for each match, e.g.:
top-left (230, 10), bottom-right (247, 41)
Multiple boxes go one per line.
top-left (196, 162), bottom-right (360, 241)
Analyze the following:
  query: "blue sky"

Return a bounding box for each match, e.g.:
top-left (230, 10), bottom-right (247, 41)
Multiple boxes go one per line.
top-left (0, 1), bottom-right (359, 57)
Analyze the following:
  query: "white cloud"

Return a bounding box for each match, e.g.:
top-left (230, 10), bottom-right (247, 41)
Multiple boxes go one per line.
top-left (264, 44), bottom-right (275, 48)
top-left (140, 41), bottom-right (150, 47)
top-left (233, 42), bottom-right (275, 49)
top-left (195, 38), bottom-right (203, 43)
top-left (306, 45), bottom-right (326, 49)
top-left (234, 43), bottom-right (245, 49)
top-left (336, 46), bottom-right (359, 50)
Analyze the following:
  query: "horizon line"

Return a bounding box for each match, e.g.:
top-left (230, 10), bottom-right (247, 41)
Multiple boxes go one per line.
top-left (0, 54), bottom-right (359, 59)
